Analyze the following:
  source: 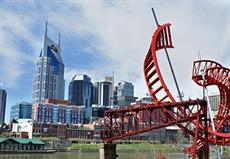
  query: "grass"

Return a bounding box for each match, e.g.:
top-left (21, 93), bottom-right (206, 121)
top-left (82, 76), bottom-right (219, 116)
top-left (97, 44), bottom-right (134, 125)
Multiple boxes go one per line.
top-left (119, 143), bottom-right (178, 153)
top-left (69, 143), bottom-right (179, 153)
top-left (69, 144), bottom-right (98, 150)
top-left (222, 147), bottom-right (230, 159)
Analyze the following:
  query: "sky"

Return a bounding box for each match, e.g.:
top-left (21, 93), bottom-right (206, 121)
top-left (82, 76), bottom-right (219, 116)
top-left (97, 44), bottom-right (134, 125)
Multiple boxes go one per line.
top-left (0, 1), bottom-right (229, 123)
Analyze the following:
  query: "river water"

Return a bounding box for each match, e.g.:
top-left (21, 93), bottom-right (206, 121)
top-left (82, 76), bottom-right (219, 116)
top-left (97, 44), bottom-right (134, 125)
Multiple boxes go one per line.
top-left (0, 152), bottom-right (188, 159)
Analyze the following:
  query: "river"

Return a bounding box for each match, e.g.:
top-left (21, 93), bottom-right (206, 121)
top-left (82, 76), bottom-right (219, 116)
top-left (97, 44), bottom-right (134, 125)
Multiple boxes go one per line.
top-left (0, 151), bottom-right (188, 159)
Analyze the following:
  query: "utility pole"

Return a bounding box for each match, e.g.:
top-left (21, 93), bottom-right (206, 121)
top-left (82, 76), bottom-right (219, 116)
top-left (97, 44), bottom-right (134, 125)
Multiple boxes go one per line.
top-left (201, 69), bottom-right (221, 159)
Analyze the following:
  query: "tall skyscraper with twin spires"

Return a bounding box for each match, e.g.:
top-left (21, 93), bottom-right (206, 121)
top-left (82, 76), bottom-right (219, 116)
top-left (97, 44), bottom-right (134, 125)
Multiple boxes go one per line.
top-left (33, 22), bottom-right (65, 103)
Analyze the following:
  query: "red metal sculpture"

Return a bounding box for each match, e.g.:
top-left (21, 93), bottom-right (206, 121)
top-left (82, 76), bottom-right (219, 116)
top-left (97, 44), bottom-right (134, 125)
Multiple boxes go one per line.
top-left (186, 60), bottom-right (230, 156)
top-left (102, 22), bottom-right (230, 159)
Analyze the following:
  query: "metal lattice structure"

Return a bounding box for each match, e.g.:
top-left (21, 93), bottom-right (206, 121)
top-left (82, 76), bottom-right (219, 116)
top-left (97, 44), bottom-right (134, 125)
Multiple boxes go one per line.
top-left (102, 23), bottom-right (230, 159)
top-left (186, 60), bottom-right (230, 156)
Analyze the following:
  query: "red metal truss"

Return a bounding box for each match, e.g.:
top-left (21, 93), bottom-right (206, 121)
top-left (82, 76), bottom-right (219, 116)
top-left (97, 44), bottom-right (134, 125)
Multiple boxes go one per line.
top-left (103, 100), bottom-right (207, 141)
top-left (192, 60), bottom-right (230, 132)
top-left (186, 60), bottom-right (230, 155)
top-left (102, 22), bottom-right (230, 159)
top-left (103, 100), bottom-right (209, 159)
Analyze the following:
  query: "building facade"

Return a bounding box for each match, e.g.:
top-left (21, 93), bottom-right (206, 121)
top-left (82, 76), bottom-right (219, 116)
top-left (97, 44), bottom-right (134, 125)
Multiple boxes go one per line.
top-left (68, 74), bottom-right (92, 108)
top-left (32, 99), bottom-right (84, 125)
top-left (33, 123), bottom-right (67, 138)
top-left (91, 82), bottom-right (99, 105)
top-left (117, 81), bottom-right (134, 97)
top-left (112, 86), bottom-right (118, 106)
top-left (117, 81), bottom-right (137, 107)
top-left (68, 74), bottom-right (93, 120)
top-left (0, 138), bottom-right (44, 151)
top-left (98, 81), bottom-right (113, 107)
top-left (10, 102), bottom-right (32, 121)
top-left (66, 127), bottom-right (94, 139)
top-left (0, 89), bottom-right (7, 126)
top-left (92, 106), bottom-right (108, 118)
top-left (105, 76), bottom-right (114, 90)
top-left (12, 119), bottom-right (33, 139)
top-left (208, 94), bottom-right (220, 111)
top-left (33, 123), bottom-right (94, 139)
top-left (92, 77), bottom-right (115, 108)
top-left (141, 97), bottom-right (154, 104)
top-left (33, 22), bottom-right (65, 103)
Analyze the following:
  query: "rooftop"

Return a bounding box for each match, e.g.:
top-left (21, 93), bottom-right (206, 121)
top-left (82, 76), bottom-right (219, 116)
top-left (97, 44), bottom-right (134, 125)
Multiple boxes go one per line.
top-left (0, 138), bottom-right (44, 145)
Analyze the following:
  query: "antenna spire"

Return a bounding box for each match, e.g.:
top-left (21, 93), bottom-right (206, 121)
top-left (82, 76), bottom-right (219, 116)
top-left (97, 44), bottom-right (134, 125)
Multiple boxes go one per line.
top-left (45, 21), bottom-right (48, 38)
top-left (58, 33), bottom-right (61, 47)
top-left (43, 21), bottom-right (48, 56)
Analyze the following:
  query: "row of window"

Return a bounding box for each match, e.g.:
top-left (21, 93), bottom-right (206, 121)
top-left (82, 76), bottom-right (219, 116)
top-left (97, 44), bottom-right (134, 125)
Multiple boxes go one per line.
top-left (33, 106), bottom-right (84, 124)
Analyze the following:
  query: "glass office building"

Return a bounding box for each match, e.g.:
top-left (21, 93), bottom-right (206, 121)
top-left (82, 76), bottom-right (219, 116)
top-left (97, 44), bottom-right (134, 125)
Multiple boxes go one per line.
top-left (117, 81), bottom-right (137, 107)
top-left (0, 89), bottom-right (7, 126)
top-left (68, 74), bottom-right (93, 121)
top-left (117, 81), bottom-right (134, 97)
top-left (10, 102), bottom-right (32, 121)
top-left (92, 78), bottom-right (116, 108)
top-left (98, 81), bottom-right (113, 107)
top-left (91, 82), bottom-right (99, 105)
top-left (33, 22), bottom-right (65, 103)
top-left (68, 74), bottom-right (92, 108)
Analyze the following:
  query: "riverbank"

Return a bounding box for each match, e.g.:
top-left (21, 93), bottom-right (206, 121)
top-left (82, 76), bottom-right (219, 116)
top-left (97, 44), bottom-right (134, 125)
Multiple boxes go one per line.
top-left (69, 143), bottom-right (180, 153)
top-left (0, 149), bottom-right (56, 154)
top-left (0, 151), bottom-right (188, 159)
top-left (68, 143), bottom-right (230, 159)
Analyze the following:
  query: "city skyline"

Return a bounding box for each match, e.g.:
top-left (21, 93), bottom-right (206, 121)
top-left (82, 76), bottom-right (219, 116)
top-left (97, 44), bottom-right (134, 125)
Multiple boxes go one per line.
top-left (1, 1), bottom-right (230, 122)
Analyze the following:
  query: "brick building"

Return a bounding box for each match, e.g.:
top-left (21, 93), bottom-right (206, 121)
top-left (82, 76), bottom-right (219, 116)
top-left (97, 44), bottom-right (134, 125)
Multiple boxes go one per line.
top-left (32, 98), bottom-right (84, 125)
top-left (33, 123), bottom-right (94, 139)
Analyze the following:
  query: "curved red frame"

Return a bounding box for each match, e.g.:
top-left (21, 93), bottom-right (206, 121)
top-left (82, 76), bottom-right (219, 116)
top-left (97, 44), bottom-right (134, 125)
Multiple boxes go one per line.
top-left (144, 23), bottom-right (175, 104)
top-left (144, 23), bottom-right (230, 157)
top-left (187, 60), bottom-right (230, 155)
top-left (102, 22), bottom-right (229, 159)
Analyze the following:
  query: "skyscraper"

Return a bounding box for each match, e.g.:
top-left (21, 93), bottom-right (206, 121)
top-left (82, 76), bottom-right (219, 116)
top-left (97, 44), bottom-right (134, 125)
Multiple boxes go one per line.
top-left (68, 74), bottom-right (92, 107)
top-left (33, 22), bottom-right (65, 103)
top-left (112, 86), bottom-right (118, 106)
top-left (10, 102), bottom-right (32, 121)
top-left (98, 81), bottom-right (113, 107)
top-left (105, 76), bottom-right (117, 106)
top-left (117, 81), bottom-right (134, 97)
top-left (91, 82), bottom-right (99, 105)
top-left (0, 89), bottom-right (7, 126)
top-left (117, 81), bottom-right (137, 107)
top-left (105, 76), bottom-right (114, 90)
top-left (68, 74), bottom-right (93, 122)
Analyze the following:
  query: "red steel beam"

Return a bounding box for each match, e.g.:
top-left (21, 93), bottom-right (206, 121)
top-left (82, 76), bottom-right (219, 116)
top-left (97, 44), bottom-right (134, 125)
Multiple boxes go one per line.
top-left (102, 21), bottom-right (230, 159)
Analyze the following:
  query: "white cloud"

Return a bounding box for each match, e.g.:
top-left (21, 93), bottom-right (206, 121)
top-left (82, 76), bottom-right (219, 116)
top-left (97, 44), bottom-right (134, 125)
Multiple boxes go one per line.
top-left (1, 1), bottom-right (230, 101)
top-left (1, 6), bottom-right (39, 88)
top-left (62, 2), bottom-right (230, 100)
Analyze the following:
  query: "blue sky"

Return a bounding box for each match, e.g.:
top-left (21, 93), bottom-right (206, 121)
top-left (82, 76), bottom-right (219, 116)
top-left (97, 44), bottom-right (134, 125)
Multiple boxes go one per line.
top-left (0, 1), bottom-right (230, 123)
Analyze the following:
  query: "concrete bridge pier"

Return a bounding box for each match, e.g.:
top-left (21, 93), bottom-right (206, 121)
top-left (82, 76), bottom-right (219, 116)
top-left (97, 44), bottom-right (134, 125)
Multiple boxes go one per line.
top-left (99, 143), bottom-right (118, 159)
